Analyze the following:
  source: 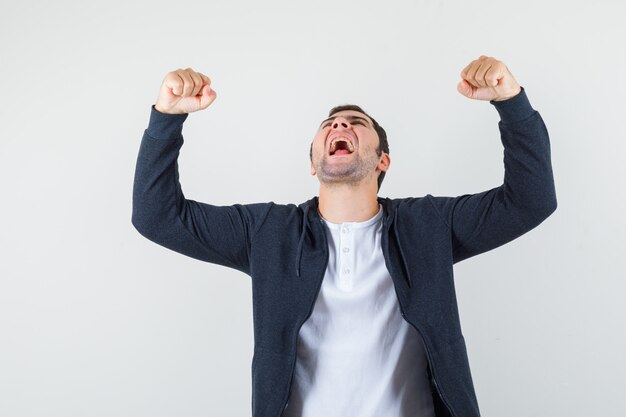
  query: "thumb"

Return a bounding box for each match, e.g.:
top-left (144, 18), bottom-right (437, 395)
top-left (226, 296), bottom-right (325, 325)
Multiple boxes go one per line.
top-left (457, 79), bottom-right (474, 98)
top-left (199, 84), bottom-right (217, 109)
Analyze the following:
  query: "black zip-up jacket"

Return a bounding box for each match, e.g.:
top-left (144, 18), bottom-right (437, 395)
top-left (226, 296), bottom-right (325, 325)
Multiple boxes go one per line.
top-left (132, 87), bottom-right (557, 417)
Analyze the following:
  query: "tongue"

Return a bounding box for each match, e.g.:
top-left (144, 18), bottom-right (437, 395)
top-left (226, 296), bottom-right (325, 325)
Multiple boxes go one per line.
top-left (334, 149), bottom-right (351, 155)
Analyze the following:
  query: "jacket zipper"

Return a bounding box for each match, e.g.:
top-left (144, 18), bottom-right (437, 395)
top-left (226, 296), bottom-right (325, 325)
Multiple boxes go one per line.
top-left (392, 286), bottom-right (457, 417)
top-left (278, 219), bottom-right (330, 417)
top-left (385, 212), bottom-right (456, 416)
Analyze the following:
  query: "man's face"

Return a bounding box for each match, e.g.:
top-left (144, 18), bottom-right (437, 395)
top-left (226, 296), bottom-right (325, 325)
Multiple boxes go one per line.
top-left (310, 110), bottom-right (389, 187)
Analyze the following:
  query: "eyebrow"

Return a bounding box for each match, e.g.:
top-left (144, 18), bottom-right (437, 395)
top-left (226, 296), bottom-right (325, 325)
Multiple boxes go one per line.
top-left (319, 115), bottom-right (373, 128)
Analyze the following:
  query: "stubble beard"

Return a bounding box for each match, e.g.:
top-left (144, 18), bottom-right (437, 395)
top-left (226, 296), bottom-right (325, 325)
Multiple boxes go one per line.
top-left (315, 150), bottom-right (380, 188)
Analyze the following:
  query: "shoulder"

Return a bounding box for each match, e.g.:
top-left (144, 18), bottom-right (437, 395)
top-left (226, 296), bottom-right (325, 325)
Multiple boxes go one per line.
top-left (389, 194), bottom-right (454, 228)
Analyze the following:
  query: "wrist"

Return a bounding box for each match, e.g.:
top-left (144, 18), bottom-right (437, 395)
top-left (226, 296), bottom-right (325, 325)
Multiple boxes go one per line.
top-left (154, 103), bottom-right (185, 115)
top-left (493, 86), bottom-right (522, 102)
top-left (146, 105), bottom-right (189, 140)
top-left (489, 86), bottom-right (536, 123)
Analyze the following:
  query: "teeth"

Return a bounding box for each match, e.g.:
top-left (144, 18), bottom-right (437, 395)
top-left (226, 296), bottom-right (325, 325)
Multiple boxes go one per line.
top-left (329, 136), bottom-right (355, 154)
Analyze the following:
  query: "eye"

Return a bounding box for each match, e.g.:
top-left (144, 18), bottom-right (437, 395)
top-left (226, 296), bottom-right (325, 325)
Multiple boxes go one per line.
top-left (321, 120), bottom-right (366, 129)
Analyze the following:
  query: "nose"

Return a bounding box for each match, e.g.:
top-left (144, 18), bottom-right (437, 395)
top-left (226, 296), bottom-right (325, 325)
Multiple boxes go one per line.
top-left (331, 117), bottom-right (351, 130)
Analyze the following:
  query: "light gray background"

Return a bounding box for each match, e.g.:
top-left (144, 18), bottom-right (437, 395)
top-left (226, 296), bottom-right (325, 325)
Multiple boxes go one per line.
top-left (1, 0), bottom-right (624, 416)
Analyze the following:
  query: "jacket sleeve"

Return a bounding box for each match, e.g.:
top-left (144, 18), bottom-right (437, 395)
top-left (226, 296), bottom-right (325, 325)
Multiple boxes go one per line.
top-left (428, 87), bottom-right (558, 264)
top-left (131, 105), bottom-right (271, 275)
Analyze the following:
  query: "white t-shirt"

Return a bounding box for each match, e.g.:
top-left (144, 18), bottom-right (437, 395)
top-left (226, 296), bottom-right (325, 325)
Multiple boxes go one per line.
top-left (283, 204), bottom-right (436, 417)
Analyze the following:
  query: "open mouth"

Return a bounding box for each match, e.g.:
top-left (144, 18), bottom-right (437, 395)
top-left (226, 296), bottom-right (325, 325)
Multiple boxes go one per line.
top-left (328, 136), bottom-right (355, 156)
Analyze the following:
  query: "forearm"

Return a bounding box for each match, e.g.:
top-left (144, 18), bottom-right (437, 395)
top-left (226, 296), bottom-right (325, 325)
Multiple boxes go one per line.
top-left (428, 87), bottom-right (558, 263)
top-left (132, 105), bottom-right (189, 238)
top-left (490, 87), bottom-right (558, 217)
top-left (131, 106), bottom-right (256, 272)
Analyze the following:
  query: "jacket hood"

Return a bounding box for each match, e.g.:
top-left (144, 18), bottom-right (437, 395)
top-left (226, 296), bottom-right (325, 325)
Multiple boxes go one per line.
top-left (295, 196), bottom-right (413, 288)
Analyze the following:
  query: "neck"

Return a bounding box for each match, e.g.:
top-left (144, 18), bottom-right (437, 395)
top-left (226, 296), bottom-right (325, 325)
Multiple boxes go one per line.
top-left (317, 180), bottom-right (380, 223)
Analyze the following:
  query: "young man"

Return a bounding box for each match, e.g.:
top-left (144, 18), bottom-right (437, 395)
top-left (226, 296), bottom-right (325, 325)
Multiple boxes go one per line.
top-left (132, 55), bottom-right (557, 417)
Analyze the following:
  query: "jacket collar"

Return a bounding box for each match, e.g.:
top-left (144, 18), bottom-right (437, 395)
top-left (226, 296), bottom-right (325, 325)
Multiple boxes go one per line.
top-left (298, 196), bottom-right (394, 222)
top-left (295, 196), bottom-right (413, 288)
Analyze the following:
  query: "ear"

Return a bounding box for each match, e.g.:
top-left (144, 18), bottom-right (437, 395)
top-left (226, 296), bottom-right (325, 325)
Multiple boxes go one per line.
top-left (309, 141), bottom-right (317, 176)
top-left (377, 153), bottom-right (390, 173)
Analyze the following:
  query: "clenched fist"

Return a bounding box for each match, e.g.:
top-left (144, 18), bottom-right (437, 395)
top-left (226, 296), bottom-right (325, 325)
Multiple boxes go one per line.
top-left (457, 56), bottom-right (521, 102)
top-left (155, 68), bottom-right (217, 114)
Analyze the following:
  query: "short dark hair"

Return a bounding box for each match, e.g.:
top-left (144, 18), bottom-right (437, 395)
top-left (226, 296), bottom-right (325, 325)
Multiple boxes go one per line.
top-left (309, 104), bottom-right (389, 191)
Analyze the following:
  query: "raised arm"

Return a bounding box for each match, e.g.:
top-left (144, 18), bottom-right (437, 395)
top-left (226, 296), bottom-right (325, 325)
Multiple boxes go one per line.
top-left (131, 68), bottom-right (271, 275)
top-left (428, 56), bottom-right (557, 264)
